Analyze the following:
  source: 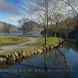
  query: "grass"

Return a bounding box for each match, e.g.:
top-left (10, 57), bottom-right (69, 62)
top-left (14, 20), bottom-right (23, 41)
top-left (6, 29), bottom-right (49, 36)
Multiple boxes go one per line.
top-left (29, 37), bottom-right (63, 47)
top-left (0, 36), bottom-right (28, 46)
top-left (0, 36), bottom-right (62, 55)
top-left (46, 37), bottom-right (62, 46)
top-left (40, 37), bottom-right (62, 47)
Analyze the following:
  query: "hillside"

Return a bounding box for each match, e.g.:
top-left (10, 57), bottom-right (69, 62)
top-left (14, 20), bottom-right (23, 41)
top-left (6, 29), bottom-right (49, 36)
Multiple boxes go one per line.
top-left (0, 22), bottom-right (18, 33)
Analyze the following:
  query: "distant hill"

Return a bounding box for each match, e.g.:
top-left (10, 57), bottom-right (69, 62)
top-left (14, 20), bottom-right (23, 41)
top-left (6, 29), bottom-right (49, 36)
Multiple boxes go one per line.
top-left (0, 22), bottom-right (18, 33)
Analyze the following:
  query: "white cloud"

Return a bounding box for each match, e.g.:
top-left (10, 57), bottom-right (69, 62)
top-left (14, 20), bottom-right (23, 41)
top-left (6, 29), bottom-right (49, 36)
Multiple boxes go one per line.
top-left (0, 0), bottom-right (78, 26)
top-left (0, 15), bottom-right (23, 26)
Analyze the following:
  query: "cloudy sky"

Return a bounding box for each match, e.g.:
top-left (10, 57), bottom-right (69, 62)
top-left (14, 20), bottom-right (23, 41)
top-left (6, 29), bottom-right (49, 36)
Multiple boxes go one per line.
top-left (0, 0), bottom-right (78, 26)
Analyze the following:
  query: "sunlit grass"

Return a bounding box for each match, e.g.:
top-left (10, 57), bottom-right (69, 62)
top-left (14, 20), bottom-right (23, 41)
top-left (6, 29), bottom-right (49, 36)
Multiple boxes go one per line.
top-left (0, 36), bottom-right (63, 56)
top-left (46, 37), bottom-right (62, 46)
top-left (29, 37), bottom-right (63, 47)
top-left (0, 36), bottom-right (28, 46)
top-left (39, 37), bottom-right (62, 47)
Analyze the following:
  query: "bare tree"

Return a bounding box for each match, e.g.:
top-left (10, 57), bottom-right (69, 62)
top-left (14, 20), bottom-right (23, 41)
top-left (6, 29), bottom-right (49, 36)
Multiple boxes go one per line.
top-left (18, 18), bottom-right (25, 35)
top-left (18, 17), bottom-right (30, 35)
top-left (60, 0), bottom-right (78, 16)
top-left (60, 0), bottom-right (78, 38)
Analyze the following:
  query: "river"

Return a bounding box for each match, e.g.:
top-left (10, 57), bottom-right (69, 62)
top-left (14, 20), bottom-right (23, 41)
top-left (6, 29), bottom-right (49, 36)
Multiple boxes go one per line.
top-left (0, 47), bottom-right (78, 78)
top-left (0, 33), bottom-right (78, 78)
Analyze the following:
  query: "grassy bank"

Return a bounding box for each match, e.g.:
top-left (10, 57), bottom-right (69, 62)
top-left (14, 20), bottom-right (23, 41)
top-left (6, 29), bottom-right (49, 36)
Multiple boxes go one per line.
top-left (0, 36), bottom-right (28, 46)
top-left (28, 37), bottom-right (63, 47)
top-left (0, 36), bottom-right (63, 55)
top-left (0, 37), bottom-right (63, 67)
top-left (40, 37), bottom-right (62, 46)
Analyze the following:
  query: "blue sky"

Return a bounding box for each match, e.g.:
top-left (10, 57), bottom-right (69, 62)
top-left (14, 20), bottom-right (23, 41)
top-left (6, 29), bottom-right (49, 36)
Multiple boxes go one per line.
top-left (0, 0), bottom-right (78, 26)
top-left (0, 0), bottom-right (42, 26)
top-left (0, 0), bottom-right (31, 26)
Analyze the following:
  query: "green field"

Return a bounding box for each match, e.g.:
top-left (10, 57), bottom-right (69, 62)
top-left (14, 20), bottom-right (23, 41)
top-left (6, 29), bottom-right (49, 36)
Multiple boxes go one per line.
top-left (0, 36), bottom-right (28, 46)
top-left (0, 36), bottom-right (63, 56)
top-left (41, 37), bottom-right (62, 47)
top-left (46, 37), bottom-right (62, 46)
top-left (29, 37), bottom-right (63, 47)
top-left (0, 36), bottom-right (62, 48)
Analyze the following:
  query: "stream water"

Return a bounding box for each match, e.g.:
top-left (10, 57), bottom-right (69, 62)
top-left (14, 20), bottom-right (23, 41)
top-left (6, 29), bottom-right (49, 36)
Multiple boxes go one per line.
top-left (0, 38), bottom-right (78, 78)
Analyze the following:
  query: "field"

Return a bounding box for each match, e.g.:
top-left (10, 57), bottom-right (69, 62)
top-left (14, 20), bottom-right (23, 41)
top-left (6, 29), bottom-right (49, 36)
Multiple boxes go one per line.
top-left (0, 36), bottom-right (28, 46)
top-left (28, 37), bottom-right (63, 47)
top-left (46, 37), bottom-right (62, 46)
top-left (0, 36), bottom-right (63, 56)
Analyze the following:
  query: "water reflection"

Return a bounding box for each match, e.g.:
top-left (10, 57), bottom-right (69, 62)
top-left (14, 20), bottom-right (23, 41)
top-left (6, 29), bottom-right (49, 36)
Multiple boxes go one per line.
top-left (64, 48), bottom-right (78, 65)
top-left (0, 47), bottom-right (78, 78)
